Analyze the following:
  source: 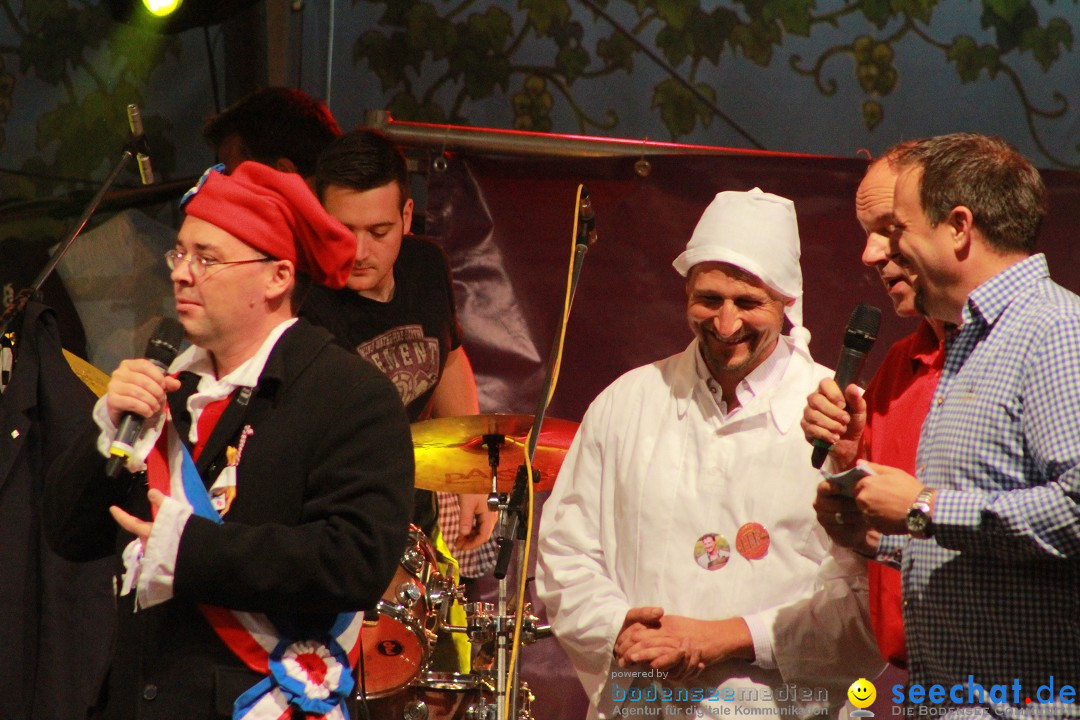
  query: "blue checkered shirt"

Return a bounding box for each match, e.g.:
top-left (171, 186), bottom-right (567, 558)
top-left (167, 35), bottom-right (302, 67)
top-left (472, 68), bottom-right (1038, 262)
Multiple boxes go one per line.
top-left (877, 254), bottom-right (1080, 719)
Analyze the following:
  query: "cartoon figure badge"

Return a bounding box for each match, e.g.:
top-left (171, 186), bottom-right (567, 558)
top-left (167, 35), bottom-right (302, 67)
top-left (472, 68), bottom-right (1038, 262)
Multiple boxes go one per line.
top-left (694, 533), bottom-right (730, 571)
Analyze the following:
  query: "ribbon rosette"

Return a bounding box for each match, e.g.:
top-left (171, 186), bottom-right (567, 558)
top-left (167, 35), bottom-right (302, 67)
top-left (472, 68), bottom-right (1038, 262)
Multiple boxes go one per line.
top-left (273, 636), bottom-right (354, 710)
top-left (231, 627), bottom-right (359, 719)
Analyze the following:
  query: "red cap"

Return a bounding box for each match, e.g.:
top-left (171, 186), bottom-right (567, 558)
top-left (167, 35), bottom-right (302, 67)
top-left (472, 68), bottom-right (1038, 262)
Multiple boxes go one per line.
top-left (182, 161), bottom-right (356, 288)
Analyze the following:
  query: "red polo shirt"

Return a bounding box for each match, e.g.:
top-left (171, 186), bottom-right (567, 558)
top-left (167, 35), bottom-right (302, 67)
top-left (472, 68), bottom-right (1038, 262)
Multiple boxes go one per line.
top-left (861, 320), bottom-right (944, 667)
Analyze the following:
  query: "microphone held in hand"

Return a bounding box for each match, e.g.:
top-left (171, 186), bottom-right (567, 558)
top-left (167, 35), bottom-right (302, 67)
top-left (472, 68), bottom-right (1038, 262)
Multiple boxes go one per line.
top-left (811, 303), bottom-right (882, 469)
top-left (105, 318), bottom-right (184, 479)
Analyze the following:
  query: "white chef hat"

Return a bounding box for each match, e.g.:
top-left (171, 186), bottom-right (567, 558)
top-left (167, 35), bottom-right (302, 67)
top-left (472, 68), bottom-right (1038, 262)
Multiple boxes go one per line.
top-left (672, 187), bottom-right (808, 343)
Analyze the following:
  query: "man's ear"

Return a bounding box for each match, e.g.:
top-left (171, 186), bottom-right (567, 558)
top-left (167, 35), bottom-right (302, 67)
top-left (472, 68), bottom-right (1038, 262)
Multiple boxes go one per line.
top-left (948, 205), bottom-right (975, 257)
top-left (265, 259), bottom-right (296, 303)
top-left (401, 197), bottom-right (415, 236)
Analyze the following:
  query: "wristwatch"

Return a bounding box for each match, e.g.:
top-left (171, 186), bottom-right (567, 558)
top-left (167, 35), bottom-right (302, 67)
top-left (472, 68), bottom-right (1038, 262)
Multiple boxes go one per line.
top-left (906, 488), bottom-right (936, 538)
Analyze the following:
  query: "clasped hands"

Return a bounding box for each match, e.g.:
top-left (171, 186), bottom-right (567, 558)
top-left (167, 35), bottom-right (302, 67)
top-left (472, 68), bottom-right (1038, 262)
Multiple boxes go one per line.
top-left (613, 607), bottom-right (753, 680)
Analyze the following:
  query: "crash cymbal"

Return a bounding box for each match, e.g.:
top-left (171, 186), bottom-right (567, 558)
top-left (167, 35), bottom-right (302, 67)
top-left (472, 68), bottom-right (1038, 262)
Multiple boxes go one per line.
top-left (63, 350), bottom-right (110, 398)
top-left (412, 413), bottom-right (579, 494)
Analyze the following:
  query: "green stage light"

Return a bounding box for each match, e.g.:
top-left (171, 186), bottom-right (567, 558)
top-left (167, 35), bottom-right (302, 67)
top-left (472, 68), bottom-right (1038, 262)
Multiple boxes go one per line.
top-left (141, 0), bottom-right (182, 16)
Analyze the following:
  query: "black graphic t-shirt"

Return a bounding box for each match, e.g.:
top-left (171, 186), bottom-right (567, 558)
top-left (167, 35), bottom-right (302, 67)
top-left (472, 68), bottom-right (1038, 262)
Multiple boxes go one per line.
top-left (301, 235), bottom-right (463, 531)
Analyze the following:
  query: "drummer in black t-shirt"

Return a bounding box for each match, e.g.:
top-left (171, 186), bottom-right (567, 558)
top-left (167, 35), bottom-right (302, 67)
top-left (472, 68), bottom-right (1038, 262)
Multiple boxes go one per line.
top-left (302, 129), bottom-right (498, 567)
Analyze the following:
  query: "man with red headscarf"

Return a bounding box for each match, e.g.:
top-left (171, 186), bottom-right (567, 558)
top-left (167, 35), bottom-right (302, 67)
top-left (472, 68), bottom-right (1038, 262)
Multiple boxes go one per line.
top-left (44, 162), bottom-right (415, 719)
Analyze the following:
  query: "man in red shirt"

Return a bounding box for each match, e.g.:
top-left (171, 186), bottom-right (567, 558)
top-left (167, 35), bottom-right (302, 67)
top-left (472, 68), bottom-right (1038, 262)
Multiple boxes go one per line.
top-left (801, 143), bottom-right (945, 671)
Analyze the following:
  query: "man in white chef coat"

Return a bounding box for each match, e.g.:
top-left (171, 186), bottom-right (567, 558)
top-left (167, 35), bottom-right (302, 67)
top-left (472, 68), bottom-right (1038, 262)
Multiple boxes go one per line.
top-left (537, 188), bottom-right (882, 719)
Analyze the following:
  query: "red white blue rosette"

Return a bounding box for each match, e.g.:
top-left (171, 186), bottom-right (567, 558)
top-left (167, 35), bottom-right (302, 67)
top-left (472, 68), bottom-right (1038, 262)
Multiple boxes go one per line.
top-left (233, 621), bottom-right (359, 719)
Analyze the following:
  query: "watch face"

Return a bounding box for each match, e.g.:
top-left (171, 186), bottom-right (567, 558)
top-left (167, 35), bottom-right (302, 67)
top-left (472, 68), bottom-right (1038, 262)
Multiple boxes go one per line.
top-left (907, 505), bottom-right (930, 534)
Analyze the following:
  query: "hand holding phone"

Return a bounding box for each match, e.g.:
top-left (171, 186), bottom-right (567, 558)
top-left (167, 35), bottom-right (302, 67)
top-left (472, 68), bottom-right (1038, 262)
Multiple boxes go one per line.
top-left (821, 464), bottom-right (875, 498)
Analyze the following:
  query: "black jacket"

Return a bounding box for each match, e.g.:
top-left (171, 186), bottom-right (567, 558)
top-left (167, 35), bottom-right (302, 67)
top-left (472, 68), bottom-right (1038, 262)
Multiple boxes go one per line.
top-left (44, 319), bottom-right (415, 719)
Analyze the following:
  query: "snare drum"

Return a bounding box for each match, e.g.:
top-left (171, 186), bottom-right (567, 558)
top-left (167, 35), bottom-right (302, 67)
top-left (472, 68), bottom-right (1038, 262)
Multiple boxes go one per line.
top-left (359, 526), bottom-right (450, 698)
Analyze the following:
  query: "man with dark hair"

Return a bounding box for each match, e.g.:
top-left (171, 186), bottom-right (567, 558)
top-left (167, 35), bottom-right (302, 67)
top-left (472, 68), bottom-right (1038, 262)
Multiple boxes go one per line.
top-left (819, 133), bottom-right (1080, 717)
top-left (44, 162), bottom-right (414, 718)
top-left (203, 87), bottom-right (340, 179)
top-left (305, 128), bottom-right (497, 575)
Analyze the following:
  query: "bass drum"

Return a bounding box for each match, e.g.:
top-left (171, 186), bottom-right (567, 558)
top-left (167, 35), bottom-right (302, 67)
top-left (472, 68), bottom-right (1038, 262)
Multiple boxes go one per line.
top-left (358, 525), bottom-right (451, 699)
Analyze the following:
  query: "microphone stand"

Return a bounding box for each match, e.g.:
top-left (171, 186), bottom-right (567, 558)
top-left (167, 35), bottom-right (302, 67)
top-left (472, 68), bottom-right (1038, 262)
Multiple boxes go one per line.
top-left (0, 113), bottom-right (152, 348)
top-left (490, 196), bottom-right (597, 720)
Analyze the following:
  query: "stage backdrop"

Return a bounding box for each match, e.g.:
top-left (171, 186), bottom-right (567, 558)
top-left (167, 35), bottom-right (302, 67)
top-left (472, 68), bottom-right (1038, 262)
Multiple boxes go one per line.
top-left (427, 151), bottom-right (1080, 423)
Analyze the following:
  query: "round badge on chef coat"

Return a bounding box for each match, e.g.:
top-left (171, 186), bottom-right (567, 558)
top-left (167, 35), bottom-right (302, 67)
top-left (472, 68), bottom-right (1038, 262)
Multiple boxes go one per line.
top-left (694, 533), bottom-right (730, 571)
top-left (735, 522), bottom-right (770, 560)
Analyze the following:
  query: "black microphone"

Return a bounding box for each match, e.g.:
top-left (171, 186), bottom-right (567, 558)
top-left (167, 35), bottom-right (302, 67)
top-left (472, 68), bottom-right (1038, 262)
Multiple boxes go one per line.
top-left (105, 318), bottom-right (185, 479)
top-left (577, 186), bottom-right (598, 247)
top-left (811, 303), bottom-right (882, 469)
top-left (126, 103), bottom-right (155, 185)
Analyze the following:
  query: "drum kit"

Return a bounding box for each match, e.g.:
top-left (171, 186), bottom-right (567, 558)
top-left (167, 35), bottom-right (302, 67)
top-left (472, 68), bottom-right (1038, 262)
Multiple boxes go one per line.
top-left (353, 413), bottom-right (579, 720)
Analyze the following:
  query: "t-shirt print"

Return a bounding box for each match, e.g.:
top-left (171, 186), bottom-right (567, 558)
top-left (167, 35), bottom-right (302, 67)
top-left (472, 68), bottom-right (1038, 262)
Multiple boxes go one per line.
top-left (357, 324), bottom-right (440, 406)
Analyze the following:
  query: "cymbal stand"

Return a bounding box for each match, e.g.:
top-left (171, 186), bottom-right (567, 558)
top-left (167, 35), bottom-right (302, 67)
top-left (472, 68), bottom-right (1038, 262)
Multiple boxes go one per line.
top-left (488, 187), bottom-right (598, 720)
top-left (481, 433), bottom-right (513, 718)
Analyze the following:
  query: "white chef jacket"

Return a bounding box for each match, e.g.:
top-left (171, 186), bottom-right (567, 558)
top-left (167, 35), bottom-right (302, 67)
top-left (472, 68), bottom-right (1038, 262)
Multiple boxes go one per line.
top-left (536, 336), bottom-right (882, 719)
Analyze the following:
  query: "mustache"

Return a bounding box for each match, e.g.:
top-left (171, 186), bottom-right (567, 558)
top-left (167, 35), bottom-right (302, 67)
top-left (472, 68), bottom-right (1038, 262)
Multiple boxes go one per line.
top-left (698, 325), bottom-right (753, 345)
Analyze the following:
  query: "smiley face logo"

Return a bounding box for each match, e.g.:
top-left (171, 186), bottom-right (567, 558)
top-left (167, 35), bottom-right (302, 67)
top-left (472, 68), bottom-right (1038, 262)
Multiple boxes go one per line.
top-left (847, 678), bottom-right (877, 709)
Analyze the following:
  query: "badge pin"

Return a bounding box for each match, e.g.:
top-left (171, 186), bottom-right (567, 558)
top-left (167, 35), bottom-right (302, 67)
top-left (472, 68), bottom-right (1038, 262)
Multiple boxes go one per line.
top-left (736, 522), bottom-right (770, 560)
top-left (209, 465), bottom-right (238, 516)
top-left (694, 532), bottom-right (730, 571)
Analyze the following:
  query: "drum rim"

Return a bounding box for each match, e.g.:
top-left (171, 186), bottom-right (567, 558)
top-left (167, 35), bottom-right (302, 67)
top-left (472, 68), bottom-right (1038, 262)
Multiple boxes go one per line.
top-left (358, 600), bottom-right (432, 698)
top-left (414, 670), bottom-right (483, 691)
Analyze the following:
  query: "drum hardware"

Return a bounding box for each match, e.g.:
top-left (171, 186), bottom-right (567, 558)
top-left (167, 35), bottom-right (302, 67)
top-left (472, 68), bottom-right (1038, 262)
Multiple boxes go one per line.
top-left (441, 602), bottom-right (550, 648)
top-left (426, 577), bottom-right (465, 615)
top-left (386, 673), bottom-right (535, 720)
top-left (402, 545), bottom-right (428, 574)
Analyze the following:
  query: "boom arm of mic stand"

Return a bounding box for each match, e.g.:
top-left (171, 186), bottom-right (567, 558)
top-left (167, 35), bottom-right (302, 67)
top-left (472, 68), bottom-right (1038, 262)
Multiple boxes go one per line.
top-left (0, 141), bottom-right (139, 341)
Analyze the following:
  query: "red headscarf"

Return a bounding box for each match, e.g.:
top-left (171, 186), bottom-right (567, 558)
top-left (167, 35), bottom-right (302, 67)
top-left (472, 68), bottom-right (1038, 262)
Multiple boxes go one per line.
top-left (182, 161), bottom-right (356, 289)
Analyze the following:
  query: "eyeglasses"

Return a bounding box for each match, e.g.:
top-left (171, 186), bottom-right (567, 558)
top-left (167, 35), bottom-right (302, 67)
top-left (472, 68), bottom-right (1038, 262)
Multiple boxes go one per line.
top-left (165, 250), bottom-right (272, 278)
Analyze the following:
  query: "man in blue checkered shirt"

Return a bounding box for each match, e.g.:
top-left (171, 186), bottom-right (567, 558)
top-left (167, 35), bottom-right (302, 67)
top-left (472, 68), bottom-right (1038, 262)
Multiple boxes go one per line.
top-left (815, 133), bottom-right (1080, 718)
